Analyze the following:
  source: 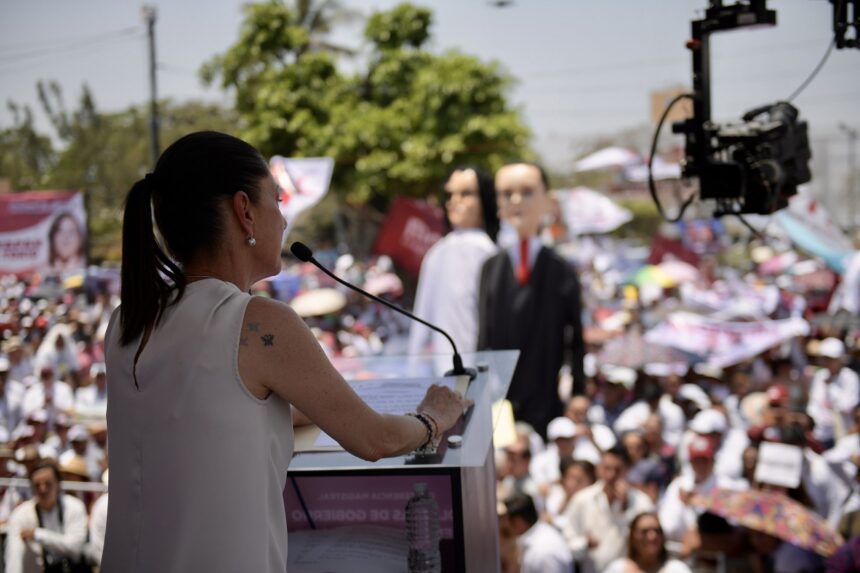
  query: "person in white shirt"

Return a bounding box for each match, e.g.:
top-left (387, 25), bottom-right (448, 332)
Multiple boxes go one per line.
top-left (74, 362), bottom-right (108, 416)
top-left (604, 512), bottom-right (692, 573)
top-left (678, 408), bottom-right (748, 481)
top-left (659, 436), bottom-right (746, 544)
top-left (505, 492), bottom-right (573, 573)
top-left (562, 446), bottom-right (655, 573)
top-left (613, 377), bottom-right (686, 450)
top-left (4, 459), bottom-right (88, 573)
top-left (545, 458), bottom-right (596, 530)
top-left (824, 404), bottom-right (860, 480)
top-left (3, 337), bottom-right (34, 386)
top-left (807, 337), bottom-right (860, 448)
top-left (530, 417), bottom-right (577, 497)
top-left (564, 395), bottom-right (617, 464)
top-left (409, 166), bottom-right (499, 356)
top-left (33, 325), bottom-right (79, 380)
top-left (20, 365), bottom-right (75, 423)
top-left (0, 357), bottom-right (25, 436)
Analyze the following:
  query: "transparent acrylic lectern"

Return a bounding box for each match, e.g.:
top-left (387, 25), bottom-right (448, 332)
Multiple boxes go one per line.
top-left (286, 350), bottom-right (518, 573)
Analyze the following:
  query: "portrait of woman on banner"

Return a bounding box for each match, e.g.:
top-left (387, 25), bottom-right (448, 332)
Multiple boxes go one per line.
top-left (46, 211), bottom-right (86, 276)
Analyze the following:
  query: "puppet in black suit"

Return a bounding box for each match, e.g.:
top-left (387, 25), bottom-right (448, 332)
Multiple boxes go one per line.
top-left (477, 163), bottom-right (585, 437)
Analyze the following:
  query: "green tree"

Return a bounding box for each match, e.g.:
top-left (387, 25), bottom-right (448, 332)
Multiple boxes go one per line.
top-left (203, 1), bottom-right (531, 249)
top-left (0, 102), bottom-right (55, 191)
top-left (2, 83), bottom-right (238, 262)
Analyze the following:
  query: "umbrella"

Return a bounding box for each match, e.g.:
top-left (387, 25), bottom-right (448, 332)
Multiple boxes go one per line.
top-left (690, 488), bottom-right (843, 557)
top-left (290, 288), bottom-right (347, 317)
top-left (555, 187), bottom-right (633, 235)
top-left (597, 330), bottom-right (702, 370)
top-left (656, 260), bottom-right (700, 284)
top-left (627, 265), bottom-right (676, 288)
top-left (623, 156), bottom-right (682, 182)
top-left (573, 146), bottom-right (641, 172)
top-left (363, 273), bottom-right (403, 297)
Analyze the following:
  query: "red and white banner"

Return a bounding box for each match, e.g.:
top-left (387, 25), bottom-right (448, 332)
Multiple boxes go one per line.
top-left (0, 191), bottom-right (86, 277)
top-left (372, 197), bottom-right (445, 276)
top-left (644, 311), bottom-right (809, 368)
top-left (270, 156), bottom-right (334, 239)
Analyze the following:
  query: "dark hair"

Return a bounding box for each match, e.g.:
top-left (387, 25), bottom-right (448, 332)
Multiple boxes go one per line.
top-left (441, 166), bottom-right (500, 242)
top-left (48, 212), bottom-right (85, 266)
top-left (504, 492), bottom-right (538, 527)
top-left (120, 131), bottom-right (270, 345)
top-left (29, 459), bottom-right (62, 483)
top-left (501, 161), bottom-right (551, 191)
top-left (604, 445), bottom-right (632, 467)
top-left (627, 512), bottom-right (668, 565)
top-left (560, 458), bottom-right (596, 483)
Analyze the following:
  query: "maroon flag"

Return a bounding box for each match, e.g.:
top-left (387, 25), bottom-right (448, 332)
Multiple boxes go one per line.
top-left (372, 197), bottom-right (445, 276)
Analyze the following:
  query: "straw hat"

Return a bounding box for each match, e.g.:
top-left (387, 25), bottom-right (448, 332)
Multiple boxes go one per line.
top-left (60, 456), bottom-right (90, 480)
top-left (289, 288), bottom-right (347, 318)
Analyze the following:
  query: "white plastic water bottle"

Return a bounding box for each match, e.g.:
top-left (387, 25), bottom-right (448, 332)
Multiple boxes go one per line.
top-left (405, 482), bottom-right (441, 573)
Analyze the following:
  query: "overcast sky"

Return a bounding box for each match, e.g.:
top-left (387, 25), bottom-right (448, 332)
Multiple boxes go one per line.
top-left (1, 0), bottom-right (858, 174)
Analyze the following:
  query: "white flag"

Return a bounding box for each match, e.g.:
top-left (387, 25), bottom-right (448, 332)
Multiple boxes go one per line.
top-left (269, 156), bottom-right (334, 239)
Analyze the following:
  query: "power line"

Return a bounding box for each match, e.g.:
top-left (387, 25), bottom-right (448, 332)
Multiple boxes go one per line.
top-left (518, 37), bottom-right (837, 82)
top-left (0, 26), bottom-right (141, 57)
top-left (0, 27), bottom-right (143, 67)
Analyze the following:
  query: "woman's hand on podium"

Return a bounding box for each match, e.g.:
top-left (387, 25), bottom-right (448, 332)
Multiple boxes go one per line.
top-left (417, 384), bottom-right (473, 440)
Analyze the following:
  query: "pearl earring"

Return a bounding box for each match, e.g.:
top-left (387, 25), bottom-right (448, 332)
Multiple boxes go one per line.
top-left (247, 237), bottom-right (257, 247)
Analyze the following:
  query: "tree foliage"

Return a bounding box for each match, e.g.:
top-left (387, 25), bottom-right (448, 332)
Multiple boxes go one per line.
top-left (203, 1), bottom-right (531, 208)
top-left (0, 84), bottom-right (238, 262)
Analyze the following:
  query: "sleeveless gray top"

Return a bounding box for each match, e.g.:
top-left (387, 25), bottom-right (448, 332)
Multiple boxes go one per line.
top-left (102, 279), bottom-right (294, 572)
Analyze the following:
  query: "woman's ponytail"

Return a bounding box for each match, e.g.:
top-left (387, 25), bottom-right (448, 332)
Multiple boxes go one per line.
top-left (119, 175), bottom-right (183, 346)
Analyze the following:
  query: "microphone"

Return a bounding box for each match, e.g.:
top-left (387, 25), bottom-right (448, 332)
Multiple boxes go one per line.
top-left (290, 241), bottom-right (477, 380)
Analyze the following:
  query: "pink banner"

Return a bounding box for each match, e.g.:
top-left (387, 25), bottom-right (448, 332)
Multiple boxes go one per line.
top-left (0, 190), bottom-right (86, 277)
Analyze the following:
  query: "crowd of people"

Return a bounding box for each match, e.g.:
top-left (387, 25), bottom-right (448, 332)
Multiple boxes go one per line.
top-left (488, 227), bottom-right (860, 572)
top-left (0, 254), bottom-right (414, 571)
top-left (0, 161), bottom-right (858, 572)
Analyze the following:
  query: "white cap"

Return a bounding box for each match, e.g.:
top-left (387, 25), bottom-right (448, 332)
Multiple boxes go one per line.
top-left (603, 366), bottom-right (636, 390)
top-left (818, 337), bottom-right (845, 359)
top-left (689, 409), bottom-right (727, 435)
top-left (590, 424), bottom-right (617, 451)
top-left (693, 363), bottom-right (724, 380)
top-left (68, 425), bottom-right (90, 442)
top-left (90, 362), bottom-right (106, 377)
top-left (644, 362), bottom-right (688, 377)
top-left (27, 409), bottom-right (48, 424)
top-left (10, 425), bottom-right (35, 442)
top-left (678, 384), bottom-right (712, 410)
top-left (547, 417), bottom-right (577, 440)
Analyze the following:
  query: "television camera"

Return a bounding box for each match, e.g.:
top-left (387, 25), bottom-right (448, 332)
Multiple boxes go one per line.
top-left (665, 0), bottom-right (858, 217)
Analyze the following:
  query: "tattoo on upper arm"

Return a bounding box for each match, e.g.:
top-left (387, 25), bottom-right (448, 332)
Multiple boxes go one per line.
top-left (261, 334), bottom-right (275, 347)
top-left (248, 322), bottom-right (261, 332)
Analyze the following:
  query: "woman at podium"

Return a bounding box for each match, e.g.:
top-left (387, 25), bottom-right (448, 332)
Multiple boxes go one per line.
top-left (101, 131), bottom-right (469, 572)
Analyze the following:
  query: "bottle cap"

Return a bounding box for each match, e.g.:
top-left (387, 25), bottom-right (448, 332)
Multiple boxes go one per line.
top-left (447, 435), bottom-right (463, 448)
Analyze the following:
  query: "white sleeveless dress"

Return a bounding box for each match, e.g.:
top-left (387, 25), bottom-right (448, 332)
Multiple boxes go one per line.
top-left (101, 279), bottom-right (294, 572)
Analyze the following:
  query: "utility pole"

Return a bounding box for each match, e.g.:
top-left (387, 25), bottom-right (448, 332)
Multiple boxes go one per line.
top-left (840, 123), bottom-right (858, 230)
top-left (142, 5), bottom-right (160, 169)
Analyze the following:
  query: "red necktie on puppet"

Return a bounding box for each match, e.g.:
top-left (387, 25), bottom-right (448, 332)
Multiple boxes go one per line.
top-left (517, 238), bottom-right (530, 285)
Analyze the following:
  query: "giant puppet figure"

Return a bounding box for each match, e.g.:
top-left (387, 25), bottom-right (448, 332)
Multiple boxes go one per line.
top-left (477, 162), bottom-right (585, 437)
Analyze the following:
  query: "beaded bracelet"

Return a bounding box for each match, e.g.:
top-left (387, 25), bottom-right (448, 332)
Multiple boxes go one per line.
top-left (406, 412), bottom-right (436, 452)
